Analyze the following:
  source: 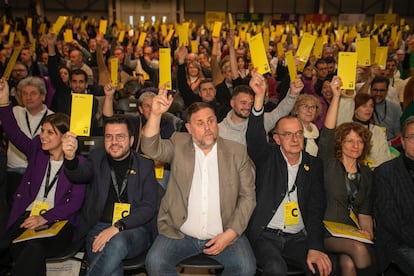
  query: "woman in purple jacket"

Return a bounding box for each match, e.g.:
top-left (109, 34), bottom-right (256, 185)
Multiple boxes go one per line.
top-left (0, 79), bottom-right (86, 276)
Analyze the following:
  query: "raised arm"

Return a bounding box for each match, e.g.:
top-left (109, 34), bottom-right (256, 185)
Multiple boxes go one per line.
top-left (102, 82), bottom-right (116, 117)
top-left (324, 76), bottom-right (342, 129)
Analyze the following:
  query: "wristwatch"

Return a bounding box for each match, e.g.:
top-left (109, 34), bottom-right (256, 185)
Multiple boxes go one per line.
top-left (113, 220), bottom-right (126, 232)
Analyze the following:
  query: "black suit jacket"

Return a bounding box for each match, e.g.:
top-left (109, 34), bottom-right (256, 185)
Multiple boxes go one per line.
top-left (373, 155), bottom-right (414, 271)
top-left (64, 150), bottom-right (158, 241)
top-left (246, 111), bottom-right (326, 252)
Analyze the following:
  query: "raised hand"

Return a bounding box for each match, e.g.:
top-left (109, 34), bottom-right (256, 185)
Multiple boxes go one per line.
top-left (0, 78), bottom-right (10, 104)
top-left (151, 83), bottom-right (174, 117)
top-left (289, 76), bottom-right (304, 96)
top-left (249, 69), bottom-right (267, 98)
top-left (330, 75), bottom-right (343, 97)
top-left (62, 132), bottom-right (78, 161)
top-left (104, 82), bottom-right (116, 97)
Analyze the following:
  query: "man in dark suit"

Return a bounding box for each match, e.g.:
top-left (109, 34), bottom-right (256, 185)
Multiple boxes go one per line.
top-left (63, 115), bottom-right (158, 276)
top-left (373, 116), bottom-right (414, 275)
top-left (246, 70), bottom-right (331, 276)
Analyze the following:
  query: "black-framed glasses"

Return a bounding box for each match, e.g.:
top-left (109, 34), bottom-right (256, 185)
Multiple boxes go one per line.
top-left (104, 134), bottom-right (128, 142)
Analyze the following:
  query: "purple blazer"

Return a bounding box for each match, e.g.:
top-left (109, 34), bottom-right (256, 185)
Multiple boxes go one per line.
top-left (0, 105), bottom-right (86, 230)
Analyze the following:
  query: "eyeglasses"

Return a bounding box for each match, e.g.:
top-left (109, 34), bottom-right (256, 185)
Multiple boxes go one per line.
top-left (371, 88), bottom-right (387, 93)
top-left (300, 104), bottom-right (318, 111)
top-left (104, 134), bottom-right (128, 142)
top-left (343, 139), bottom-right (364, 145)
top-left (404, 134), bottom-right (414, 143)
top-left (274, 130), bottom-right (304, 139)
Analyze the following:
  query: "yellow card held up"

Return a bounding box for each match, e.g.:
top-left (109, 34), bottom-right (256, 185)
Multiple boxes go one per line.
top-left (99, 19), bottom-right (107, 34)
top-left (165, 29), bottom-right (174, 42)
top-left (112, 203), bottom-right (130, 224)
top-left (30, 200), bottom-right (50, 216)
top-left (313, 37), bottom-right (324, 59)
top-left (356, 37), bottom-right (371, 66)
top-left (63, 29), bottom-right (73, 43)
top-left (212, 21), bottom-right (222, 37)
top-left (110, 58), bottom-right (118, 87)
top-left (2, 46), bottom-right (21, 80)
top-left (7, 31), bottom-right (14, 46)
top-left (191, 40), bottom-right (198, 53)
top-left (70, 93), bottom-right (93, 136)
top-left (285, 50), bottom-right (297, 83)
top-left (239, 29), bottom-right (246, 41)
top-left (337, 52), bottom-right (357, 90)
top-left (178, 24), bottom-right (189, 46)
top-left (118, 30), bottom-right (125, 43)
top-left (3, 23), bottom-right (10, 35)
top-left (52, 16), bottom-right (68, 34)
top-left (292, 35), bottom-right (298, 47)
top-left (249, 33), bottom-right (271, 75)
top-left (296, 33), bottom-right (316, 62)
top-left (375, 47), bottom-right (388, 69)
top-left (138, 32), bottom-right (147, 47)
top-left (159, 48), bottom-right (172, 90)
top-left (277, 43), bottom-right (284, 56)
top-left (234, 36), bottom-right (240, 49)
top-left (161, 24), bottom-right (167, 37)
top-left (31, 38), bottom-right (36, 52)
top-left (228, 13), bottom-right (234, 29)
top-left (26, 17), bottom-right (32, 29)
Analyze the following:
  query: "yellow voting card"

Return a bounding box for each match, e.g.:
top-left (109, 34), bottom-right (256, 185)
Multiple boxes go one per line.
top-left (3, 23), bottom-right (10, 35)
top-left (63, 29), bottom-right (73, 43)
top-left (99, 19), bottom-right (107, 34)
top-left (375, 47), bottom-right (388, 69)
top-left (26, 17), bottom-right (32, 29)
top-left (118, 30), bottom-right (125, 43)
top-left (165, 29), bottom-right (174, 42)
top-left (228, 13), bottom-right (234, 29)
top-left (52, 16), bottom-right (68, 34)
top-left (112, 203), bottom-right (130, 225)
top-left (212, 21), bottom-right (222, 37)
top-left (191, 40), bottom-right (198, 53)
top-left (110, 58), bottom-right (118, 87)
top-left (178, 24), bottom-right (189, 46)
top-left (286, 50), bottom-right (297, 83)
top-left (30, 200), bottom-right (50, 216)
top-left (159, 48), bottom-right (172, 90)
top-left (356, 37), bottom-right (371, 66)
top-left (8, 31), bottom-right (14, 46)
top-left (337, 52), bottom-right (357, 90)
top-left (296, 33), bottom-right (316, 62)
top-left (277, 43), bottom-right (284, 56)
top-left (161, 24), bottom-right (167, 37)
top-left (249, 33), bottom-right (270, 75)
top-left (239, 29), bottom-right (246, 41)
top-left (70, 94), bottom-right (93, 136)
top-left (234, 36), bottom-right (240, 49)
top-left (2, 46), bottom-right (21, 80)
top-left (138, 31), bottom-right (147, 47)
top-left (313, 37), bottom-right (324, 59)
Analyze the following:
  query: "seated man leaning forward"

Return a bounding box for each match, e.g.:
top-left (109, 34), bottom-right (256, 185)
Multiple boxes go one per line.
top-left (246, 71), bottom-right (332, 276)
top-left (142, 85), bottom-right (256, 276)
top-left (63, 115), bottom-right (158, 276)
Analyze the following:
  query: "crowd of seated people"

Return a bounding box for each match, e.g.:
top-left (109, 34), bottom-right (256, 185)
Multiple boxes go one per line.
top-left (0, 12), bottom-right (414, 276)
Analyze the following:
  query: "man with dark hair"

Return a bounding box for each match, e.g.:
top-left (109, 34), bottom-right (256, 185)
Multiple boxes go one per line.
top-left (374, 115), bottom-right (414, 275)
top-left (62, 115), bottom-right (158, 276)
top-left (142, 89), bottom-right (256, 275)
top-left (370, 75), bottom-right (402, 141)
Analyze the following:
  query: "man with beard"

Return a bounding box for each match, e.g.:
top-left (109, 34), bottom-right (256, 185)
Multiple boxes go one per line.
top-left (142, 91), bottom-right (256, 275)
top-left (62, 116), bottom-right (158, 276)
top-left (218, 83), bottom-right (299, 145)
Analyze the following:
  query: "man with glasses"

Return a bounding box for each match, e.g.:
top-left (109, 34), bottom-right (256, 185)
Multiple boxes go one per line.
top-left (370, 75), bottom-right (402, 141)
top-left (246, 72), bottom-right (331, 276)
top-left (62, 115), bottom-right (158, 276)
top-left (373, 116), bottom-right (414, 275)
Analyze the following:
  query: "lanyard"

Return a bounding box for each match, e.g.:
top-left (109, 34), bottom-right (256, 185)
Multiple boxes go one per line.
top-left (287, 182), bottom-right (297, 201)
top-left (110, 156), bottom-right (133, 202)
top-left (26, 110), bottom-right (48, 137)
top-left (43, 161), bottom-right (62, 199)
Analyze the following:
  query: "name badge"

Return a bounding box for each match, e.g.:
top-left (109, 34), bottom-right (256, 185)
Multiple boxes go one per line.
top-left (349, 209), bottom-right (361, 229)
top-left (155, 164), bottom-right (164, 180)
top-left (284, 201), bottom-right (300, 226)
top-left (112, 202), bottom-right (131, 225)
top-left (30, 200), bottom-right (50, 216)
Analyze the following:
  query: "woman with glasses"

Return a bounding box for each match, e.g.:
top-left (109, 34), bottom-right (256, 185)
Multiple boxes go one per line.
top-left (0, 79), bottom-right (86, 276)
top-left (291, 94), bottom-right (322, 156)
top-left (318, 76), bottom-right (375, 276)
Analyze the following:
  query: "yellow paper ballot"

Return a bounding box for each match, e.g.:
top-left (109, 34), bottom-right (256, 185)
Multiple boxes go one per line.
top-left (313, 37), bottom-right (324, 59)
top-left (292, 35), bottom-right (298, 47)
top-left (212, 21), bottom-right (222, 37)
top-left (7, 31), bottom-right (14, 46)
top-left (191, 40), bottom-right (198, 53)
top-left (234, 36), bottom-right (240, 49)
top-left (281, 34), bottom-right (287, 44)
top-left (296, 33), bottom-right (316, 62)
top-left (239, 29), bottom-right (246, 41)
top-left (161, 24), bottom-right (167, 37)
top-left (70, 94), bottom-right (93, 136)
top-left (228, 13), bottom-right (234, 29)
top-left (249, 33), bottom-right (270, 75)
top-left (13, 221), bottom-right (68, 243)
top-left (110, 58), bottom-right (118, 87)
top-left (356, 37), bottom-right (371, 66)
top-left (2, 47), bottom-right (21, 80)
top-left (286, 50), bottom-right (297, 83)
top-left (277, 43), bottom-right (284, 56)
top-left (26, 17), bottom-right (32, 29)
top-left (375, 47), bottom-right (388, 69)
top-left (63, 29), bottom-right (73, 43)
top-left (370, 38), bottom-right (379, 64)
top-left (52, 16), bottom-right (68, 34)
top-left (99, 19), bottom-right (107, 34)
top-left (30, 200), bottom-right (50, 216)
top-left (165, 29), bottom-right (174, 42)
top-left (3, 23), bottom-right (10, 35)
top-left (263, 31), bottom-right (270, 49)
top-left (284, 202), bottom-right (300, 226)
top-left (138, 32), bottom-right (147, 47)
top-left (178, 24), bottom-right (189, 46)
top-left (31, 38), bottom-right (36, 52)
top-left (159, 48), bottom-right (172, 90)
top-left (337, 52), bottom-right (357, 90)
top-left (118, 30), bottom-right (125, 43)
top-left (112, 203), bottom-right (131, 225)
top-left (80, 21), bottom-right (87, 33)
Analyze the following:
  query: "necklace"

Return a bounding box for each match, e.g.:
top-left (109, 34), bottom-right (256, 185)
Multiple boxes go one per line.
top-left (347, 172), bottom-right (357, 181)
